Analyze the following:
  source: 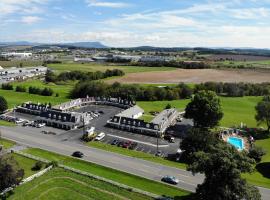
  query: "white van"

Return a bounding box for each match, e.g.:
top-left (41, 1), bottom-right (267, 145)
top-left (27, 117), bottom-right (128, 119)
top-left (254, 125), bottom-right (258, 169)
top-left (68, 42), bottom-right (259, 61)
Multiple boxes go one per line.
top-left (95, 132), bottom-right (105, 141)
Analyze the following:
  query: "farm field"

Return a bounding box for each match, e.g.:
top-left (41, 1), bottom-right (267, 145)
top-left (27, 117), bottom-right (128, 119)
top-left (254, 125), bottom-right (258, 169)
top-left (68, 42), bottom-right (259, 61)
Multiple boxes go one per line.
top-left (8, 168), bottom-right (153, 200)
top-left (208, 54), bottom-right (270, 62)
top-left (215, 60), bottom-right (270, 69)
top-left (48, 62), bottom-right (177, 73)
top-left (137, 96), bottom-right (262, 128)
top-left (87, 141), bottom-right (187, 169)
top-left (23, 148), bottom-right (190, 198)
top-left (107, 68), bottom-right (270, 84)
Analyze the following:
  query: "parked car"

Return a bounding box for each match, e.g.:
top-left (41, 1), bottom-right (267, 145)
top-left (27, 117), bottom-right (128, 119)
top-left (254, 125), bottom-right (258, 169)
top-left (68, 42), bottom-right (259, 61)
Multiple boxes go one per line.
top-left (36, 123), bottom-right (46, 128)
top-left (117, 141), bottom-right (124, 147)
top-left (155, 150), bottom-right (163, 157)
top-left (122, 141), bottom-right (132, 148)
top-left (72, 151), bottom-right (84, 158)
top-left (98, 111), bottom-right (104, 114)
top-left (164, 135), bottom-right (175, 143)
top-left (161, 176), bottom-right (179, 185)
top-left (95, 132), bottom-right (105, 141)
top-left (129, 142), bottom-right (138, 150)
top-left (111, 139), bottom-right (119, 145)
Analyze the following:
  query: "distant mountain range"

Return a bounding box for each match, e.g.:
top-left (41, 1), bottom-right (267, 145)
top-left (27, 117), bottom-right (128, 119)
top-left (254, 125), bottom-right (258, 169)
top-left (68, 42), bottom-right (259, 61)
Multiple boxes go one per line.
top-left (0, 41), bottom-right (108, 49)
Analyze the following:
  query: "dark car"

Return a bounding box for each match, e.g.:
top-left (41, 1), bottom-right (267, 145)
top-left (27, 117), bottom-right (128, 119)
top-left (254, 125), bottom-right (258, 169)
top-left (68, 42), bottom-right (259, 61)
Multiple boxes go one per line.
top-left (117, 141), bottom-right (125, 147)
top-left (129, 142), bottom-right (138, 150)
top-left (122, 141), bottom-right (132, 148)
top-left (111, 139), bottom-right (119, 145)
top-left (98, 111), bottom-right (104, 114)
top-left (72, 151), bottom-right (84, 158)
top-left (164, 135), bottom-right (175, 143)
top-left (161, 176), bottom-right (179, 185)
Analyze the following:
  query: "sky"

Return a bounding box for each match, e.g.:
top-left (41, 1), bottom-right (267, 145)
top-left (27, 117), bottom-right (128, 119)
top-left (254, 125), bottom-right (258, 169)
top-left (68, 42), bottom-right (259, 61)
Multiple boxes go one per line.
top-left (0, 0), bottom-right (270, 48)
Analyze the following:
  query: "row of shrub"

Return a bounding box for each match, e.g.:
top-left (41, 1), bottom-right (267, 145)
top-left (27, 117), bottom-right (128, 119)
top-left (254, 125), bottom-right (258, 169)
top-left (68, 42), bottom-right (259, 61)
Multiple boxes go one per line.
top-left (1, 83), bottom-right (54, 96)
top-left (131, 60), bottom-right (210, 69)
top-left (71, 81), bottom-right (192, 101)
top-left (45, 69), bottom-right (125, 83)
top-left (194, 82), bottom-right (270, 97)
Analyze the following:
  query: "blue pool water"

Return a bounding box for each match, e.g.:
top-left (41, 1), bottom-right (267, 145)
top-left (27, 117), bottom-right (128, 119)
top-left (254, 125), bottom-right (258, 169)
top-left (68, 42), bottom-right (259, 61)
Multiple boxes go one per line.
top-left (227, 137), bottom-right (244, 150)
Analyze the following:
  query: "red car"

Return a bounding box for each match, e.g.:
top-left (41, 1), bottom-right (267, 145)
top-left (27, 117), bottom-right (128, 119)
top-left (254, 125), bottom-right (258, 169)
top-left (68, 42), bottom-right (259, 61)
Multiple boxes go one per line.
top-left (122, 141), bottom-right (132, 148)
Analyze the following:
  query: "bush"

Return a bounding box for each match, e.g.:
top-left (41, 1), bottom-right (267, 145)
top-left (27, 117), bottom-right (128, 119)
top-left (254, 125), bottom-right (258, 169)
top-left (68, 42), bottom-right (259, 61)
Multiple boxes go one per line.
top-left (2, 83), bottom-right (13, 90)
top-left (45, 161), bottom-right (58, 168)
top-left (15, 85), bottom-right (26, 92)
top-left (31, 161), bottom-right (43, 171)
top-left (248, 146), bottom-right (266, 163)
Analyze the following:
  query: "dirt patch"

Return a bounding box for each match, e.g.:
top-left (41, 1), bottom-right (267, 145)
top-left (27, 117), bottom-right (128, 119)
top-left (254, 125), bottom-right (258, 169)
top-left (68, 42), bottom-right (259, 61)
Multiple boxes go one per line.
top-left (106, 69), bottom-right (270, 84)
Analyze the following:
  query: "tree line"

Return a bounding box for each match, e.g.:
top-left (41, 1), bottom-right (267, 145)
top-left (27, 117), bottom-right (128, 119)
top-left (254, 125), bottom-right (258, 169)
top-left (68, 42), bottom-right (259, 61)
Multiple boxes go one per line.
top-left (194, 82), bottom-right (270, 97)
top-left (1, 83), bottom-right (54, 97)
top-left (45, 69), bottom-right (125, 83)
top-left (70, 81), bottom-right (192, 101)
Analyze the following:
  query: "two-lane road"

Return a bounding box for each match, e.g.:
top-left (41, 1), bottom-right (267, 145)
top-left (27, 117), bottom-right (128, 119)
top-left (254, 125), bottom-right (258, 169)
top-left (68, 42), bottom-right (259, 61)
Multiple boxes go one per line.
top-left (1, 126), bottom-right (270, 199)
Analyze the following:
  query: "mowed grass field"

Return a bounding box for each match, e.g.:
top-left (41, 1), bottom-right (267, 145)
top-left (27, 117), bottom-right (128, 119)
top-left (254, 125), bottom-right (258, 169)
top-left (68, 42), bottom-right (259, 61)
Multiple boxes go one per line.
top-left (0, 60), bottom-right (42, 68)
top-left (48, 62), bottom-right (177, 73)
top-left (137, 96), bottom-right (262, 128)
top-left (0, 80), bottom-right (72, 108)
top-left (12, 153), bottom-right (45, 178)
top-left (23, 148), bottom-right (190, 198)
top-left (0, 138), bottom-right (15, 149)
top-left (9, 168), bottom-right (153, 200)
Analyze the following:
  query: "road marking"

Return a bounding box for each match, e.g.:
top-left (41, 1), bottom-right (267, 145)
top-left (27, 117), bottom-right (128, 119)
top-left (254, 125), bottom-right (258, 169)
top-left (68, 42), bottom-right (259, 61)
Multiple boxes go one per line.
top-left (107, 134), bottom-right (168, 147)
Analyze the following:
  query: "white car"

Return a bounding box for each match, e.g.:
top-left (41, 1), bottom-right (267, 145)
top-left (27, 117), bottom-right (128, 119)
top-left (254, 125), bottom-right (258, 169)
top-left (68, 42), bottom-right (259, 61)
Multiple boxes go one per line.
top-left (36, 123), bottom-right (46, 128)
top-left (95, 132), bottom-right (105, 141)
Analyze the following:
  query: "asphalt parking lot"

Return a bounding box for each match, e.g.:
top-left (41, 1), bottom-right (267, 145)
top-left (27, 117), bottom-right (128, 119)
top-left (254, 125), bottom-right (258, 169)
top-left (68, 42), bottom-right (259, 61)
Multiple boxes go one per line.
top-left (4, 104), bottom-right (192, 157)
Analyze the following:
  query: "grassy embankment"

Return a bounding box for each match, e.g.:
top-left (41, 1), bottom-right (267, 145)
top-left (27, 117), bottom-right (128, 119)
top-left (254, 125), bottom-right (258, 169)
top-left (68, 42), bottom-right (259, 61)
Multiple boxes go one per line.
top-left (87, 141), bottom-right (187, 169)
top-left (23, 148), bottom-right (190, 199)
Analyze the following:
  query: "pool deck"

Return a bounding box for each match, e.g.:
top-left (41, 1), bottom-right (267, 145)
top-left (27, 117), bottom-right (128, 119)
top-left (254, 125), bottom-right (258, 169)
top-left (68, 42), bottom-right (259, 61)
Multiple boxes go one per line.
top-left (222, 133), bottom-right (250, 151)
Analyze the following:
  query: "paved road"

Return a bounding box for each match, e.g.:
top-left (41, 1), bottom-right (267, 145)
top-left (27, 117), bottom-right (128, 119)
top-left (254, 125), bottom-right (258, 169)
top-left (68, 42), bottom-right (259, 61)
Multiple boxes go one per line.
top-left (1, 126), bottom-right (270, 199)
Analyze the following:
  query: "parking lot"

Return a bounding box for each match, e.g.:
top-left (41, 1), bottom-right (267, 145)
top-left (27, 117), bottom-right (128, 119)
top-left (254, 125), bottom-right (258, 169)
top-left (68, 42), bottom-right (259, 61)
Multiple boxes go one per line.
top-left (3, 104), bottom-right (192, 157)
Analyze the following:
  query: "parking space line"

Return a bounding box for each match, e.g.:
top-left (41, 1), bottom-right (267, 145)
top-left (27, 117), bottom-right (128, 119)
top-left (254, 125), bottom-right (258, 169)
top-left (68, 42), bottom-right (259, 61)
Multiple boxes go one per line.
top-left (107, 134), bottom-right (169, 147)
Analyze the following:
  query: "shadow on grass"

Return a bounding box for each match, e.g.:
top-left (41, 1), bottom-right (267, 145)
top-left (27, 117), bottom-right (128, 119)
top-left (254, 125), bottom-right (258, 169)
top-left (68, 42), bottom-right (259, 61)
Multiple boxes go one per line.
top-left (256, 162), bottom-right (270, 179)
top-left (174, 194), bottom-right (195, 200)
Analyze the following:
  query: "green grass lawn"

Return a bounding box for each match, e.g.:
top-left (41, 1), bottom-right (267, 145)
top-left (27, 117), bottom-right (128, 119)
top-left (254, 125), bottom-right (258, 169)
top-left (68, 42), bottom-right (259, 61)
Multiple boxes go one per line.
top-left (0, 138), bottom-right (15, 149)
top-left (87, 141), bottom-right (187, 170)
top-left (11, 79), bottom-right (74, 99)
top-left (0, 60), bottom-right (43, 68)
top-left (0, 88), bottom-right (70, 109)
top-left (48, 62), bottom-right (177, 73)
top-left (8, 168), bottom-right (154, 200)
top-left (0, 120), bottom-right (16, 127)
top-left (243, 137), bottom-right (270, 189)
top-left (12, 153), bottom-right (44, 178)
top-left (138, 96), bottom-right (262, 128)
top-left (215, 60), bottom-right (270, 69)
top-left (23, 148), bottom-right (190, 198)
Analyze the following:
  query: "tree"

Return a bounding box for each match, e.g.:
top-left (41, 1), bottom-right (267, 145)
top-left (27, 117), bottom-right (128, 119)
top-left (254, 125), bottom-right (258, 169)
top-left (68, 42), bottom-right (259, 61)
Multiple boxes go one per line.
top-left (0, 154), bottom-right (24, 191)
top-left (185, 90), bottom-right (223, 128)
top-left (255, 96), bottom-right (270, 132)
top-left (180, 128), bottom-right (219, 161)
top-left (248, 146), bottom-right (266, 163)
top-left (0, 96), bottom-right (8, 113)
top-left (188, 143), bottom-right (261, 200)
top-left (32, 161), bottom-right (43, 171)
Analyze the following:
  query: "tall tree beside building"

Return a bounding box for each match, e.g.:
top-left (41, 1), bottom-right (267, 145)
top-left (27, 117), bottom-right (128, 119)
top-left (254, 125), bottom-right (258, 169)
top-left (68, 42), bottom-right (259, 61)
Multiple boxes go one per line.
top-left (185, 90), bottom-right (223, 128)
top-left (255, 96), bottom-right (270, 132)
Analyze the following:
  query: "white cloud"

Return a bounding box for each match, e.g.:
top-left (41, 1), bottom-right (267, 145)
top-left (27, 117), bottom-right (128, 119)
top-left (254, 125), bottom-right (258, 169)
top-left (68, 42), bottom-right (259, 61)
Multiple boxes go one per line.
top-left (86, 0), bottom-right (130, 8)
top-left (21, 16), bottom-right (42, 24)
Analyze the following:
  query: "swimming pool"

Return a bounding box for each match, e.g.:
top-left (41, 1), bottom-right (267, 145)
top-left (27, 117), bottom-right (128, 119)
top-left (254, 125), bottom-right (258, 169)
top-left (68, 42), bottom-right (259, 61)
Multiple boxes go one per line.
top-left (227, 137), bottom-right (244, 150)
